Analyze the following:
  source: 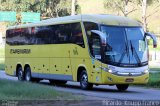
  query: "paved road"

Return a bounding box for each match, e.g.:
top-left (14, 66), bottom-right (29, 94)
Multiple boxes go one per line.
top-left (1, 71), bottom-right (160, 100)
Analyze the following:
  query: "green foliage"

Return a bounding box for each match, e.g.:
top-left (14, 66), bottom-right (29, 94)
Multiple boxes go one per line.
top-left (136, 0), bottom-right (159, 6)
top-left (0, 64), bottom-right (5, 70)
top-left (146, 73), bottom-right (160, 88)
top-left (103, 0), bottom-right (134, 16)
top-left (28, 0), bottom-right (72, 17)
top-left (103, 0), bottom-right (160, 32)
top-left (75, 0), bottom-right (81, 14)
top-left (104, 0), bottom-right (123, 11)
top-left (0, 0), bottom-right (73, 19)
top-left (135, 73), bottom-right (160, 88)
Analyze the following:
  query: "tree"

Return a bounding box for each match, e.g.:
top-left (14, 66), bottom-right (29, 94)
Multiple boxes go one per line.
top-left (104, 0), bottom-right (137, 17)
top-left (39, 0), bottom-right (71, 18)
top-left (136, 0), bottom-right (160, 31)
top-left (75, 0), bottom-right (81, 14)
top-left (141, 0), bottom-right (147, 31)
top-left (0, 0), bottom-right (72, 18)
top-left (71, 0), bottom-right (76, 15)
top-left (71, 0), bottom-right (81, 15)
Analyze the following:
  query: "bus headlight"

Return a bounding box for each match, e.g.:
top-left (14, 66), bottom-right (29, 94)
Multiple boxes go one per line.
top-left (143, 70), bottom-right (149, 74)
top-left (108, 69), bottom-right (112, 73)
top-left (108, 69), bottom-right (117, 74)
top-left (100, 66), bottom-right (117, 73)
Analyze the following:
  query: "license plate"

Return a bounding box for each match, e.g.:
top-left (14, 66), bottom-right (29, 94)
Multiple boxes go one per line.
top-left (125, 78), bottom-right (134, 82)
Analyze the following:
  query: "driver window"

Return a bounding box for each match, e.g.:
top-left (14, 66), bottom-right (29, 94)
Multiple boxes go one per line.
top-left (91, 34), bottom-right (101, 60)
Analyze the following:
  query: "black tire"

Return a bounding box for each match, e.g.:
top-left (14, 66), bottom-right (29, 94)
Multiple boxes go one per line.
top-left (24, 67), bottom-right (32, 82)
top-left (49, 80), bottom-right (67, 85)
top-left (17, 67), bottom-right (24, 81)
top-left (116, 84), bottom-right (129, 91)
top-left (80, 70), bottom-right (93, 90)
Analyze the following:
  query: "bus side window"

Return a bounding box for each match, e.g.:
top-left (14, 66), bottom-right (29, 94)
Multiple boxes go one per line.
top-left (10, 28), bottom-right (24, 45)
top-left (70, 23), bottom-right (84, 48)
top-left (57, 24), bottom-right (71, 44)
top-left (34, 26), bottom-right (52, 44)
top-left (6, 29), bottom-right (12, 45)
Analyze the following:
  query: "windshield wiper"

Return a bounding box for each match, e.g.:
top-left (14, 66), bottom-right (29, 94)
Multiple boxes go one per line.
top-left (130, 40), bottom-right (141, 65)
top-left (118, 40), bottom-right (130, 64)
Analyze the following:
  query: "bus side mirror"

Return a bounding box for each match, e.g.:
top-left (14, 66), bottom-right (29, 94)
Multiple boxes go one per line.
top-left (90, 30), bottom-right (107, 46)
top-left (145, 32), bottom-right (157, 48)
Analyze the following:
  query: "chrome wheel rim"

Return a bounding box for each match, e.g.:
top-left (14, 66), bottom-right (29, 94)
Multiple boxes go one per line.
top-left (18, 70), bottom-right (23, 80)
top-left (26, 72), bottom-right (30, 81)
top-left (81, 74), bottom-right (88, 87)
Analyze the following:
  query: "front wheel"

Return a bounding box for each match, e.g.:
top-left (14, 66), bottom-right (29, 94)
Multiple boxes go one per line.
top-left (116, 84), bottom-right (129, 91)
top-left (80, 70), bottom-right (93, 90)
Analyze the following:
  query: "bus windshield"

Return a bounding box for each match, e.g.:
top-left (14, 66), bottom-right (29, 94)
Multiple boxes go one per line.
top-left (101, 25), bottom-right (148, 67)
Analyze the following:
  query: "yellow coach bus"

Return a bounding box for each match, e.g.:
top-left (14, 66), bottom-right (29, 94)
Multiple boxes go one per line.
top-left (5, 14), bottom-right (157, 91)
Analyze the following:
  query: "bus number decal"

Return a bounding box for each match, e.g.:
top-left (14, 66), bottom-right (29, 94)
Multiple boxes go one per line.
top-left (73, 47), bottom-right (78, 55)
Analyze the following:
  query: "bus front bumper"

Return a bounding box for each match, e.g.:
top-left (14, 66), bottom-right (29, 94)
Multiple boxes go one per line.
top-left (102, 71), bottom-right (149, 84)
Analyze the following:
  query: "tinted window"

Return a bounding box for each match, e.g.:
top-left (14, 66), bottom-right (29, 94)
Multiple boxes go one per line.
top-left (71, 23), bottom-right (84, 47)
top-left (22, 27), bottom-right (33, 45)
top-left (6, 22), bottom-right (84, 48)
top-left (83, 22), bottom-right (99, 42)
top-left (34, 26), bottom-right (52, 44)
top-left (6, 28), bottom-right (26, 45)
top-left (57, 24), bottom-right (71, 43)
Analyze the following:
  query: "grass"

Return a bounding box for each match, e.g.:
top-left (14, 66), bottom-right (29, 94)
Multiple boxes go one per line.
top-left (0, 79), bottom-right (79, 100)
top-left (134, 73), bottom-right (160, 88)
top-left (145, 73), bottom-right (160, 88)
top-left (136, 66), bottom-right (160, 88)
top-left (0, 64), bottom-right (5, 70)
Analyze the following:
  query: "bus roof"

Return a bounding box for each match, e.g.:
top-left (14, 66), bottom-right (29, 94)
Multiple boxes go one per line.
top-left (7, 14), bottom-right (141, 30)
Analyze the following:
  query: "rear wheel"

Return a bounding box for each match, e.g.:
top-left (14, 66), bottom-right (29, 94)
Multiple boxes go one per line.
top-left (17, 67), bottom-right (24, 81)
top-left (24, 67), bottom-right (40, 83)
top-left (116, 84), bottom-right (129, 91)
top-left (80, 70), bottom-right (93, 90)
top-left (24, 67), bottom-right (32, 82)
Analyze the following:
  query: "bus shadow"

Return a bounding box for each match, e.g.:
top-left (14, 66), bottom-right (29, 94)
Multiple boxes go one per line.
top-left (39, 81), bottom-right (140, 94)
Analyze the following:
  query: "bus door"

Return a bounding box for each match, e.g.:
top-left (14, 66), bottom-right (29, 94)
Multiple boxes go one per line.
top-left (90, 32), bottom-right (102, 83)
